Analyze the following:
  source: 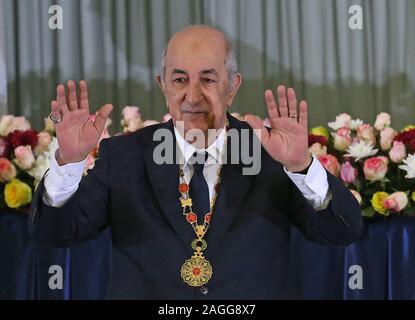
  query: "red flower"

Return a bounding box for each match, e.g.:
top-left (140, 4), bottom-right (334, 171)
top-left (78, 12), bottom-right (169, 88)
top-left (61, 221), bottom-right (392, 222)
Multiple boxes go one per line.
top-left (394, 129), bottom-right (415, 152)
top-left (308, 134), bottom-right (328, 147)
top-left (6, 130), bottom-right (38, 150)
top-left (0, 138), bottom-right (11, 159)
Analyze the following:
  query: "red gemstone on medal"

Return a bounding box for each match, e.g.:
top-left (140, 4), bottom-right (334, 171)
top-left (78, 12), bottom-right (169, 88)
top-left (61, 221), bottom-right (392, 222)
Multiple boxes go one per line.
top-left (205, 213), bottom-right (212, 223)
top-left (186, 213), bottom-right (197, 223)
top-left (192, 267), bottom-right (201, 275)
top-left (179, 183), bottom-right (189, 193)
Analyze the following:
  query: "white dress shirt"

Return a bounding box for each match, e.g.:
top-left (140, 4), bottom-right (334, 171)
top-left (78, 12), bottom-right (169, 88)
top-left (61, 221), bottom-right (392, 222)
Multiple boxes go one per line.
top-left (43, 127), bottom-right (332, 210)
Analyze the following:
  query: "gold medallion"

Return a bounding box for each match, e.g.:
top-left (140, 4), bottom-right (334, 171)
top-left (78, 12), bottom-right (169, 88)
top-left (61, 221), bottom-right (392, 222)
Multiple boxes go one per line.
top-left (180, 255), bottom-right (213, 287)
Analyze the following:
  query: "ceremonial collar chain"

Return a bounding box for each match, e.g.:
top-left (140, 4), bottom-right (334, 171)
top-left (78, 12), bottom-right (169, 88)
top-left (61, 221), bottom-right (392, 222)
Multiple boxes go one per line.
top-left (178, 121), bottom-right (229, 287)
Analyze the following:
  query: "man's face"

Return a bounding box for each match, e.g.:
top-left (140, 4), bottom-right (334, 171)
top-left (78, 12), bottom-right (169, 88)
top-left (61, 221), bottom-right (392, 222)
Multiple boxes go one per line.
top-left (157, 28), bottom-right (241, 141)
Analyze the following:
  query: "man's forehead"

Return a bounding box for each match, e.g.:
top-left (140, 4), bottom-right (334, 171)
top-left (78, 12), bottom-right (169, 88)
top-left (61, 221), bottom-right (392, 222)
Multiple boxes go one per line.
top-left (165, 42), bottom-right (226, 73)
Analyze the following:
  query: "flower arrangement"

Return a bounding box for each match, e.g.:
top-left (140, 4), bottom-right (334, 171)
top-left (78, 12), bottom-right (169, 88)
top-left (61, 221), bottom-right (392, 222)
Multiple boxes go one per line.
top-left (309, 113), bottom-right (415, 217)
top-left (0, 115), bottom-right (58, 211)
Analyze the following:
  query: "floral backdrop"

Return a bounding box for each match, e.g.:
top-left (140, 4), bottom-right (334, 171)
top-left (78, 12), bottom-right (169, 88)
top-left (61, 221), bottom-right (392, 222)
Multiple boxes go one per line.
top-left (1, 108), bottom-right (414, 217)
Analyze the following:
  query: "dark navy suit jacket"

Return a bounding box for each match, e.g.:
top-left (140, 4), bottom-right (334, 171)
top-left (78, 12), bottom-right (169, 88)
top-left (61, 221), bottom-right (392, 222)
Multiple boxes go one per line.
top-left (29, 115), bottom-right (363, 299)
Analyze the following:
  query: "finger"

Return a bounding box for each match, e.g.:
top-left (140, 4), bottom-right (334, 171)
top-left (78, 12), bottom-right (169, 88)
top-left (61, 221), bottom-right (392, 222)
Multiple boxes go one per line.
top-left (264, 90), bottom-right (280, 121)
top-left (56, 85), bottom-right (69, 115)
top-left (67, 80), bottom-right (79, 111)
top-left (299, 100), bottom-right (308, 129)
top-left (50, 100), bottom-right (62, 123)
top-left (94, 104), bottom-right (113, 133)
top-left (245, 114), bottom-right (271, 148)
top-left (79, 80), bottom-right (89, 110)
top-left (287, 88), bottom-right (298, 117)
top-left (277, 85), bottom-right (288, 117)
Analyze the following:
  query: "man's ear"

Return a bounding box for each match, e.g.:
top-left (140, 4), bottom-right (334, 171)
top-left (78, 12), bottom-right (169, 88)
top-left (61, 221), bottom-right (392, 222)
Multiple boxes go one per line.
top-left (156, 75), bottom-right (165, 92)
top-left (227, 73), bottom-right (242, 107)
top-left (156, 75), bottom-right (169, 108)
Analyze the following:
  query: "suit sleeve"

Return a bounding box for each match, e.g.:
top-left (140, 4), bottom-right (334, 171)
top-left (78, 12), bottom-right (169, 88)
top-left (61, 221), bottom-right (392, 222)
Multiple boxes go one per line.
top-left (284, 169), bottom-right (364, 246)
top-left (28, 138), bottom-right (111, 247)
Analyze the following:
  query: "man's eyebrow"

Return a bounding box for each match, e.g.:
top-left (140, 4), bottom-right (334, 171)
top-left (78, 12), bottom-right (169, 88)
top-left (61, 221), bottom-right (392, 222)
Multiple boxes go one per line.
top-left (170, 68), bottom-right (218, 76)
top-left (171, 69), bottom-right (188, 75)
top-left (201, 69), bottom-right (218, 76)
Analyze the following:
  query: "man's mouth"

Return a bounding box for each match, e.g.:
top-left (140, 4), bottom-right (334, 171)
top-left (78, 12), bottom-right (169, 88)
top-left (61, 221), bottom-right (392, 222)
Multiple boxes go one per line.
top-left (182, 110), bottom-right (207, 115)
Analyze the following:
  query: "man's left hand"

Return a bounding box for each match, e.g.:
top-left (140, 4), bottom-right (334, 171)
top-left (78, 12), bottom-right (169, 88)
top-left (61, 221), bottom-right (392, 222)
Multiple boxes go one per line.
top-left (246, 85), bottom-right (311, 172)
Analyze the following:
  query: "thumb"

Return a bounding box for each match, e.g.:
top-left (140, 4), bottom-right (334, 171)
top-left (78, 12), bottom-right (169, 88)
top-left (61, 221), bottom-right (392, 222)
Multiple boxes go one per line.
top-left (245, 114), bottom-right (270, 146)
top-left (94, 104), bottom-right (113, 132)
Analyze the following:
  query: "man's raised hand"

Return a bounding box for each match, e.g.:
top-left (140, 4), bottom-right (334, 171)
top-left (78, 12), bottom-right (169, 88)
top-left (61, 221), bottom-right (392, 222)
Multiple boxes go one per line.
top-left (50, 80), bottom-right (113, 165)
top-left (246, 85), bottom-right (311, 172)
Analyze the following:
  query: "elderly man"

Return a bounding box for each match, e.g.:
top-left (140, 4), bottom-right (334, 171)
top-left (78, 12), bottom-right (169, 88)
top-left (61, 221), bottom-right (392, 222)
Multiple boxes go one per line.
top-left (30, 25), bottom-right (363, 299)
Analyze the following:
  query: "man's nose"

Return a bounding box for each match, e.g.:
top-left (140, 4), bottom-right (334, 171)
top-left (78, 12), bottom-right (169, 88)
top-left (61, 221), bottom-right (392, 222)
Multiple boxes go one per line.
top-left (185, 83), bottom-right (203, 105)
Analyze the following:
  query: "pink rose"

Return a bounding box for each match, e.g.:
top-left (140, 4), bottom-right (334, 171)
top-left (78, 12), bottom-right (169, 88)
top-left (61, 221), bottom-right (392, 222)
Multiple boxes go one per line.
top-left (121, 107), bottom-right (143, 132)
top-left (384, 192), bottom-right (408, 212)
top-left (374, 112), bottom-right (391, 131)
top-left (309, 142), bottom-right (327, 157)
top-left (357, 124), bottom-right (376, 146)
top-left (122, 106), bottom-right (141, 123)
top-left (13, 145), bottom-right (35, 170)
top-left (0, 158), bottom-right (17, 182)
top-left (318, 154), bottom-right (340, 177)
top-left (333, 127), bottom-right (352, 151)
top-left (163, 113), bottom-right (172, 123)
top-left (389, 141), bottom-right (407, 163)
top-left (363, 156), bottom-right (388, 181)
top-left (35, 131), bottom-right (52, 154)
top-left (380, 127), bottom-right (397, 151)
top-left (340, 161), bottom-right (358, 184)
top-left (349, 189), bottom-right (362, 204)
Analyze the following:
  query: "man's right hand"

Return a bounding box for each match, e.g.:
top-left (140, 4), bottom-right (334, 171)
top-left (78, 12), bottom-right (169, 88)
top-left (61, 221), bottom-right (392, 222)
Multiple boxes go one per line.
top-left (50, 80), bottom-right (113, 166)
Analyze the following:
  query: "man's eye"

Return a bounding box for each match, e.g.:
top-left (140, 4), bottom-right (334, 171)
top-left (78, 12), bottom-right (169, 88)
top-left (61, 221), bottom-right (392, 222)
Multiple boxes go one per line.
top-left (173, 78), bottom-right (186, 84)
top-left (203, 78), bottom-right (216, 83)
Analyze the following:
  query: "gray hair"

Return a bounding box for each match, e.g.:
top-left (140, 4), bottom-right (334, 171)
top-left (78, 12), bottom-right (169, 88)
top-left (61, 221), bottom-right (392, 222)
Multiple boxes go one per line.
top-left (159, 31), bottom-right (238, 89)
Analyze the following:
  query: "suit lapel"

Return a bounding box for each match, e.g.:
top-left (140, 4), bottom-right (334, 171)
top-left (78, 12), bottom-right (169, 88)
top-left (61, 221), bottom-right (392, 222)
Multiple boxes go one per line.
top-left (143, 120), bottom-right (195, 256)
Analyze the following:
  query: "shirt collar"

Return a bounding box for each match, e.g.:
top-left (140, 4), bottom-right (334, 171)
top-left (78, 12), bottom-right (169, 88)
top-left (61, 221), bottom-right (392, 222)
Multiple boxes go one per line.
top-left (174, 125), bottom-right (227, 167)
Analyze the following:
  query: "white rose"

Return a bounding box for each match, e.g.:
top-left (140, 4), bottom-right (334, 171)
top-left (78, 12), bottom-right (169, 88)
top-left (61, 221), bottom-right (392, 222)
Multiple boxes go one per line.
top-left (328, 113), bottom-right (352, 131)
top-left (0, 115), bottom-right (14, 136)
top-left (374, 112), bottom-right (391, 131)
top-left (12, 116), bottom-right (31, 132)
